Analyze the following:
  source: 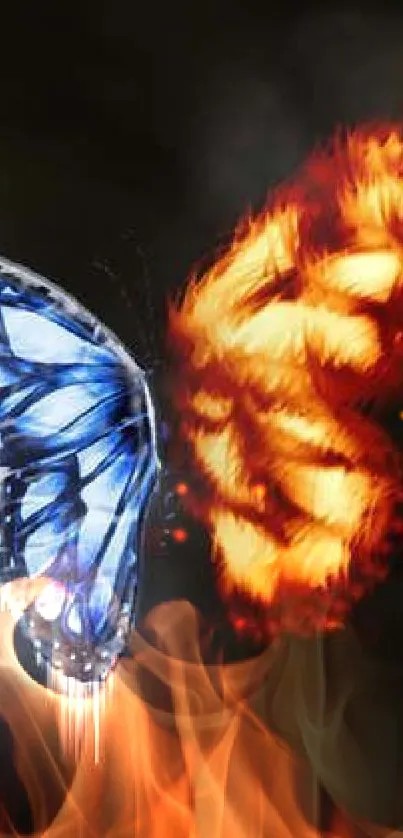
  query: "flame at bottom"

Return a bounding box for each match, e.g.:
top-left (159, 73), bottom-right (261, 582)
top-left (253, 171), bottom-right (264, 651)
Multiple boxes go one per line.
top-left (0, 579), bottom-right (400, 837)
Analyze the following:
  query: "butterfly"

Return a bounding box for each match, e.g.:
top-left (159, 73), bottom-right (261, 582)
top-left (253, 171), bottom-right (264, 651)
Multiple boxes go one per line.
top-left (0, 256), bottom-right (160, 684)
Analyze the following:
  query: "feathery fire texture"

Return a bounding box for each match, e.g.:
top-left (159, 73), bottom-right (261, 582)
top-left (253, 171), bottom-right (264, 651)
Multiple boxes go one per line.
top-left (168, 125), bottom-right (403, 636)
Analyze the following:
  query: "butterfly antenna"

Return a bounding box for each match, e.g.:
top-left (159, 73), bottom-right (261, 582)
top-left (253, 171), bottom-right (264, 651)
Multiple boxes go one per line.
top-left (134, 243), bottom-right (162, 371)
top-left (91, 257), bottom-right (152, 365)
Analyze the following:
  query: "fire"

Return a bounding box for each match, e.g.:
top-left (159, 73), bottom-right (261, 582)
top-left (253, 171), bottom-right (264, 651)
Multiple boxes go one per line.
top-left (0, 584), bottom-right (325, 837)
top-left (168, 124), bottom-right (403, 635)
top-left (0, 581), bottom-right (398, 835)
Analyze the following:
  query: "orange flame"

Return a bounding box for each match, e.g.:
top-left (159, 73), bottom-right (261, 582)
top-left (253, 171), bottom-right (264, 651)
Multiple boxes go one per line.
top-left (168, 123), bottom-right (403, 635)
top-left (0, 581), bottom-right (399, 835)
top-left (0, 588), bottom-right (342, 836)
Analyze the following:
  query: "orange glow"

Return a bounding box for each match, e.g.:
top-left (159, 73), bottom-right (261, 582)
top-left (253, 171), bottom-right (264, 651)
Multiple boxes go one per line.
top-left (0, 586), bottom-right (393, 837)
top-left (172, 527), bottom-right (189, 543)
top-left (252, 483), bottom-right (267, 504)
top-left (175, 482), bottom-right (189, 496)
top-left (168, 124), bottom-right (403, 635)
top-left (0, 583), bottom-right (376, 838)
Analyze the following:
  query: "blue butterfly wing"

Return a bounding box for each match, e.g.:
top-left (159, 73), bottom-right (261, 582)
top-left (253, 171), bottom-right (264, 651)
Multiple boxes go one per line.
top-left (0, 257), bottom-right (159, 682)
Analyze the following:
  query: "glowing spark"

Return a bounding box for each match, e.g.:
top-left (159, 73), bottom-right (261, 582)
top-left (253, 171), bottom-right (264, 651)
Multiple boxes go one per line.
top-left (172, 528), bottom-right (188, 543)
top-left (175, 482), bottom-right (189, 496)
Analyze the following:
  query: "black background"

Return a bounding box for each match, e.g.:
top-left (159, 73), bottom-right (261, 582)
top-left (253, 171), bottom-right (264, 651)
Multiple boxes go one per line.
top-left (3, 1), bottom-right (403, 832)
top-left (3, 2), bottom-right (403, 363)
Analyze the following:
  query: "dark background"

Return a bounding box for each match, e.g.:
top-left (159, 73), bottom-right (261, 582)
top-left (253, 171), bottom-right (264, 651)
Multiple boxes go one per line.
top-left (3, 2), bottom-right (403, 364)
top-left (3, 1), bottom-right (403, 832)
